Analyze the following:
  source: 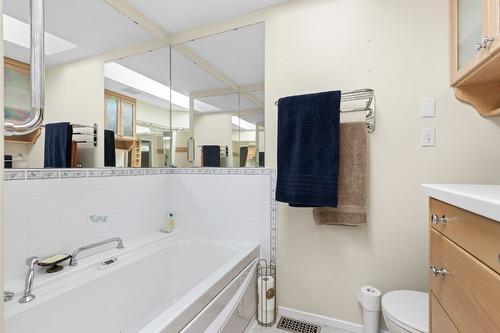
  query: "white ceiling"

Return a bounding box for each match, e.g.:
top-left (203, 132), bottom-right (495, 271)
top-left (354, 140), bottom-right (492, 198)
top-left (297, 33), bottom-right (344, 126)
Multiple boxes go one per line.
top-left (115, 47), bottom-right (228, 96)
top-left (107, 23), bottom-right (265, 117)
top-left (4, 0), bottom-right (267, 124)
top-left (198, 93), bottom-right (258, 111)
top-left (3, 0), bottom-right (153, 67)
top-left (126, 0), bottom-right (288, 33)
top-left (240, 113), bottom-right (265, 125)
top-left (185, 23), bottom-right (264, 86)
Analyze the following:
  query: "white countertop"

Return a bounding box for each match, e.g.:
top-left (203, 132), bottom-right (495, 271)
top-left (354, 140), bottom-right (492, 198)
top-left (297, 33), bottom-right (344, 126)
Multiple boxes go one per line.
top-left (422, 184), bottom-right (500, 222)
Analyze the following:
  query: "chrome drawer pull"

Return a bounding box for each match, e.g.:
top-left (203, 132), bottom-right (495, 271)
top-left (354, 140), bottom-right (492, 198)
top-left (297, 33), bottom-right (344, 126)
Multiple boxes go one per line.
top-left (431, 214), bottom-right (447, 225)
top-left (430, 266), bottom-right (448, 278)
top-left (476, 36), bottom-right (495, 51)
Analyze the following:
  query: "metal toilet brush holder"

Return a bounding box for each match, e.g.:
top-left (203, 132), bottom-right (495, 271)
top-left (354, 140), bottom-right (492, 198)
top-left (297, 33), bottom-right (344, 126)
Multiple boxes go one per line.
top-left (256, 259), bottom-right (277, 326)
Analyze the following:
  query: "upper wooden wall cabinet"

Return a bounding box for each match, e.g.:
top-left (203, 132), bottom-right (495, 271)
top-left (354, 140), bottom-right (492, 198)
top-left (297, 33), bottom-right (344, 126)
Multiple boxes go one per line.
top-left (104, 89), bottom-right (137, 140)
top-left (450, 0), bottom-right (500, 116)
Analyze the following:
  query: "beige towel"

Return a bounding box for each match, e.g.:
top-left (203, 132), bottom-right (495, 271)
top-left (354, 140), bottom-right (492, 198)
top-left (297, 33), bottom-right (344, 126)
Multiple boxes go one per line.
top-left (313, 122), bottom-right (367, 226)
top-left (71, 141), bottom-right (78, 168)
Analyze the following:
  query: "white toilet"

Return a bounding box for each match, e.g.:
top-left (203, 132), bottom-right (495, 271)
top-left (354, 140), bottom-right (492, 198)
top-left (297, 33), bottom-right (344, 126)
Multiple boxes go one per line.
top-left (381, 290), bottom-right (428, 333)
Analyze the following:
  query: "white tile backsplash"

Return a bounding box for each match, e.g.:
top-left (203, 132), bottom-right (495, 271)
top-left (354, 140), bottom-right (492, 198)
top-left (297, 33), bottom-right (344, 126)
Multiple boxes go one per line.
top-left (3, 168), bottom-right (276, 281)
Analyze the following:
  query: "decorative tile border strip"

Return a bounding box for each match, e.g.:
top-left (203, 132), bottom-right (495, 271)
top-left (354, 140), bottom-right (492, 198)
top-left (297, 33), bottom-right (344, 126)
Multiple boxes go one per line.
top-left (26, 169), bottom-right (59, 180)
top-left (60, 169), bottom-right (86, 179)
top-left (4, 170), bottom-right (25, 181)
top-left (4, 167), bottom-right (275, 180)
top-left (3, 167), bottom-right (277, 262)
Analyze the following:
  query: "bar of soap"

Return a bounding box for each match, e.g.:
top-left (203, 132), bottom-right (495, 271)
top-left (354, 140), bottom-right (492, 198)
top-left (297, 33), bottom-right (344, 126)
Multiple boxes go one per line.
top-left (39, 254), bottom-right (70, 265)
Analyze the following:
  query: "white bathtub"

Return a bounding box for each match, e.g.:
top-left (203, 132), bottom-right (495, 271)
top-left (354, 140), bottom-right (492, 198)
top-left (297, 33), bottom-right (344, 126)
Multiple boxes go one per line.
top-left (4, 232), bottom-right (259, 333)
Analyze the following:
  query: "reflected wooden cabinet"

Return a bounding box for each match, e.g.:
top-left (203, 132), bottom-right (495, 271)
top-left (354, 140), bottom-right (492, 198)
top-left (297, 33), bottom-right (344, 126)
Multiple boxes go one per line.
top-left (104, 90), bottom-right (136, 140)
top-left (450, 0), bottom-right (500, 116)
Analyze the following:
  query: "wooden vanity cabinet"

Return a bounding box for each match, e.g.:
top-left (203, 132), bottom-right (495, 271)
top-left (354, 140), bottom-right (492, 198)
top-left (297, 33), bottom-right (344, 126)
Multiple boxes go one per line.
top-left (428, 198), bottom-right (500, 333)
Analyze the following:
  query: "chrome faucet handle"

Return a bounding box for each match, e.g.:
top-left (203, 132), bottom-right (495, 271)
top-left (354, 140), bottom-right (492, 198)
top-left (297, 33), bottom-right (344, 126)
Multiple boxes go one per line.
top-left (19, 256), bottom-right (40, 304)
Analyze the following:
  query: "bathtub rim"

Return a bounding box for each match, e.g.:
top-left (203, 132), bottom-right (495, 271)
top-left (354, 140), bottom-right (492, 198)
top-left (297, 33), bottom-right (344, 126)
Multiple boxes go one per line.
top-left (4, 231), bottom-right (259, 321)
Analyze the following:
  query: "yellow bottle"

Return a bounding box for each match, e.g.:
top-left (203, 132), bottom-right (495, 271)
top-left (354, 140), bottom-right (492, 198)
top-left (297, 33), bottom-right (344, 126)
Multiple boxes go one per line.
top-left (162, 212), bottom-right (176, 233)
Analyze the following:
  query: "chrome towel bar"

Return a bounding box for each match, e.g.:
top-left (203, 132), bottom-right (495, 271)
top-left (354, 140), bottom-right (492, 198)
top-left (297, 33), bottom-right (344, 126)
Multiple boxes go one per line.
top-left (274, 89), bottom-right (376, 133)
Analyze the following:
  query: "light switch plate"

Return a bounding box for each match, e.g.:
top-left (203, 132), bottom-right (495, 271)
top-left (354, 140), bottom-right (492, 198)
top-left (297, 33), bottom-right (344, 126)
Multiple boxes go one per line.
top-left (421, 97), bottom-right (436, 118)
top-left (421, 128), bottom-right (435, 147)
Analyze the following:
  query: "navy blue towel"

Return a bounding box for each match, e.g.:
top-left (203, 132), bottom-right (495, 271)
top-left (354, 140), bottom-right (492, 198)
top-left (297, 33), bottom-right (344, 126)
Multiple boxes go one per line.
top-left (4, 155), bottom-right (12, 169)
top-left (276, 91), bottom-right (341, 207)
top-left (44, 122), bottom-right (73, 168)
top-left (104, 130), bottom-right (116, 167)
top-left (258, 152), bottom-right (265, 167)
top-left (202, 145), bottom-right (221, 167)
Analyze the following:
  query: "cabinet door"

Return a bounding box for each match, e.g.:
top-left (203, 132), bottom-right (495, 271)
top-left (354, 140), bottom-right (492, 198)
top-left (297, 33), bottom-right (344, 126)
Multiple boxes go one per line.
top-left (430, 229), bottom-right (500, 333)
top-left (489, 0), bottom-right (500, 53)
top-left (120, 99), bottom-right (135, 138)
top-left (450, 0), bottom-right (490, 84)
top-left (105, 95), bottom-right (119, 134)
top-left (430, 293), bottom-right (459, 333)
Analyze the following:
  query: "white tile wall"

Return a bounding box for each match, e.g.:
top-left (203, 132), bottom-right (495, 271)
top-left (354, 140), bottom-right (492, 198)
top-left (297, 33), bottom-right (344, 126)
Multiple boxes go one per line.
top-left (3, 168), bottom-right (276, 281)
top-left (168, 174), bottom-right (273, 260)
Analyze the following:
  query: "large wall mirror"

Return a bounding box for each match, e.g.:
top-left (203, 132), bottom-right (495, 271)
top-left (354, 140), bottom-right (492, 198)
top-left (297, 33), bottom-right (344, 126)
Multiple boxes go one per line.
top-left (3, 0), bottom-right (264, 169)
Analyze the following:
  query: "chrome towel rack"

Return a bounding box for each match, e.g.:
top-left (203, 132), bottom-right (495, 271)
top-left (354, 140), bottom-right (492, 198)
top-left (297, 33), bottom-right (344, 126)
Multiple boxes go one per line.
top-left (41, 122), bottom-right (98, 147)
top-left (198, 145), bottom-right (229, 157)
top-left (274, 89), bottom-right (376, 133)
top-left (72, 123), bottom-right (98, 147)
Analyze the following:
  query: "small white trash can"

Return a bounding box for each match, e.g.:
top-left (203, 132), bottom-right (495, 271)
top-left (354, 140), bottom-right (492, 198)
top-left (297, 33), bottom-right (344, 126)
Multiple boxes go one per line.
top-left (358, 286), bottom-right (382, 333)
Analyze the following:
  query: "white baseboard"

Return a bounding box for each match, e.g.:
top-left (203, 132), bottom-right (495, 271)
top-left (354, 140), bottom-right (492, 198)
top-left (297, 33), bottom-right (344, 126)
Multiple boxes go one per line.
top-left (278, 306), bottom-right (389, 333)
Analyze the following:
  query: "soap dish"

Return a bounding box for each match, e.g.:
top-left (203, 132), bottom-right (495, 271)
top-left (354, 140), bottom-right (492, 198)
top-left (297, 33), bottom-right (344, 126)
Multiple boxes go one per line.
top-left (38, 254), bottom-right (71, 273)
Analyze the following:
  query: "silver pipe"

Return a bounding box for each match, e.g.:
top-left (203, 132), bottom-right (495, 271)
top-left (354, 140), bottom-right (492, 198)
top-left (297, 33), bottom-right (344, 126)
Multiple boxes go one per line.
top-left (4, 0), bottom-right (45, 136)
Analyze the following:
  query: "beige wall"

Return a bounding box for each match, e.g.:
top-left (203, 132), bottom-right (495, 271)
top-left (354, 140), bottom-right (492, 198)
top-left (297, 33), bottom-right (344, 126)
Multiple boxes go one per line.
top-left (136, 100), bottom-right (189, 129)
top-left (194, 112), bottom-right (234, 167)
top-left (264, 0), bottom-right (500, 325)
top-left (27, 57), bottom-right (105, 168)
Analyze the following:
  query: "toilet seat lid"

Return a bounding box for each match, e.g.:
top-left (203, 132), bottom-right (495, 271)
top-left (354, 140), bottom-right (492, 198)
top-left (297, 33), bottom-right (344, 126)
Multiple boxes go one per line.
top-left (382, 290), bottom-right (428, 333)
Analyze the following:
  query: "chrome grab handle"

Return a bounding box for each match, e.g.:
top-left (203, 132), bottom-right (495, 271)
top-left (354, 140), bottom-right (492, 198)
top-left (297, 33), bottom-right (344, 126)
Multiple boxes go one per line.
top-left (69, 237), bottom-right (124, 266)
top-left (431, 214), bottom-right (447, 225)
top-left (430, 266), bottom-right (448, 278)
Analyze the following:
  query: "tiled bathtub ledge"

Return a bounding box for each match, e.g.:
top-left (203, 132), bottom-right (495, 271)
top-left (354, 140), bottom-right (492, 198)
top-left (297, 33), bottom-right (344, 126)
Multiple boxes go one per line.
top-left (4, 167), bottom-right (276, 181)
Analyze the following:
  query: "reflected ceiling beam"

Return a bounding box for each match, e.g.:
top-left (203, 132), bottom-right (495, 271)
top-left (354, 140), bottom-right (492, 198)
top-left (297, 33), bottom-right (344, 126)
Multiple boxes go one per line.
top-left (170, 9), bottom-right (272, 45)
top-left (103, 0), bottom-right (264, 109)
top-left (175, 45), bottom-right (264, 108)
top-left (101, 38), bottom-right (168, 63)
top-left (197, 108), bottom-right (264, 116)
top-left (103, 0), bottom-right (171, 42)
top-left (241, 92), bottom-right (264, 109)
top-left (190, 84), bottom-right (264, 99)
top-left (174, 44), bottom-right (239, 91)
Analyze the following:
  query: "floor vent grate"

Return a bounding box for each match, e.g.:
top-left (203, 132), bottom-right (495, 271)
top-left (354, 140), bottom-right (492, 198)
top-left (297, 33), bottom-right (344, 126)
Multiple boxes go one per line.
top-left (277, 316), bottom-right (321, 333)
